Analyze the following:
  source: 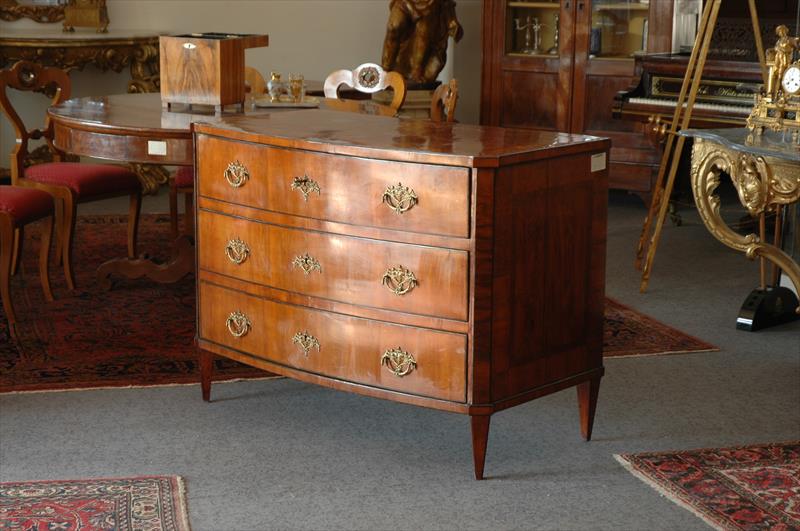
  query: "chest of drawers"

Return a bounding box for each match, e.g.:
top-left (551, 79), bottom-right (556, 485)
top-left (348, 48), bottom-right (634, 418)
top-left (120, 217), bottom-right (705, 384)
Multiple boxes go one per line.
top-left (194, 110), bottom-right (610, 479)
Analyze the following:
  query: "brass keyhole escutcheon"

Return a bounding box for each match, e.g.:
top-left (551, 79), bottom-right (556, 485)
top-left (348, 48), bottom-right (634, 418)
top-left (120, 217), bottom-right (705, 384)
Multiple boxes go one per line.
top-left (292, 253), bottom-right (322, 275)
top-left (226, 311), bottom-right (251, 338)
top-left (292, 331), bottom-right (320, 356)
top-left (382, 182), bottom-right (418, 214)
top-left (224, 160), bottom-right (250, 188)
top-left (381, 266), bottom-right (417, 296)
top-left (381, 347), bottom-right (417, 377)
top-left (291, 175), bottom-right (321, 201)
top-left (225, 238), bottom-right (250, 265)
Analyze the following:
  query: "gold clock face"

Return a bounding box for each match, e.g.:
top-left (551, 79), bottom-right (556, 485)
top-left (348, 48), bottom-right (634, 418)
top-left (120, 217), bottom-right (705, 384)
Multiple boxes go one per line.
top-left (782, 65), bottom-right (800, 95)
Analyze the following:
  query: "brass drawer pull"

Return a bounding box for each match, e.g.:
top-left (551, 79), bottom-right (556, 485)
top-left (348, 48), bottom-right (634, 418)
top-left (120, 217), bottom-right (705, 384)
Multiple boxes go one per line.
top-left (292, 331), bottom-right (320, 356)
top-left (381, 347), bottom-right (417, 377)
top-left (382, 182), bottom-right (418, 214)
top-left (225, 238), bottom-right (250, 265)
top-left (226, 311), bottom-right (251, 338)
top-left (381, 265), bottom-right (417, 296)
top-left (291, 175), bottom-right (321, 201)
top-left (292, 253), bottom-right (322, 275)
top-left (224, 160), bottom-right (250, 188)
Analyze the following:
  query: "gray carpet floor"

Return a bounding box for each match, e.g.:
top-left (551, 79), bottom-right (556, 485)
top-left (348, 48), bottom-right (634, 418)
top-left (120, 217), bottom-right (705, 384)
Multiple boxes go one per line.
top-left (1, 190), bottom-right (798, 531)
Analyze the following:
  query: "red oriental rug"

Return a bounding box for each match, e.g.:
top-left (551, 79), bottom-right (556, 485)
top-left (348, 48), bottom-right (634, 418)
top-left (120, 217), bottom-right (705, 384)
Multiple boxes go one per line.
top-left (0, 475), bottom-right (190, 531)
top-left (616, 442), bottom-right (800, 530)
top-left (0, 215), bottom-right (717, 393)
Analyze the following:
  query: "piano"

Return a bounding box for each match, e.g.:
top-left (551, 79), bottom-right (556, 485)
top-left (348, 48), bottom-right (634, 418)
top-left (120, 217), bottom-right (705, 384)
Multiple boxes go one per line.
top-left (613, 52), bottom-right (763, 131)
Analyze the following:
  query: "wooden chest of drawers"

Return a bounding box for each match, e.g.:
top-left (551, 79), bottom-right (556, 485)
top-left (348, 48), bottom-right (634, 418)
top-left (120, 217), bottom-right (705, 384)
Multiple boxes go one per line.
top-left (194, 110), bottom-right (610, 479)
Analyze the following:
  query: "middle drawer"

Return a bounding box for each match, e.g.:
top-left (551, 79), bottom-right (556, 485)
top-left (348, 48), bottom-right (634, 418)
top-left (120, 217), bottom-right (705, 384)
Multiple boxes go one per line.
top-left (198, 209), bottom-right (469, 321)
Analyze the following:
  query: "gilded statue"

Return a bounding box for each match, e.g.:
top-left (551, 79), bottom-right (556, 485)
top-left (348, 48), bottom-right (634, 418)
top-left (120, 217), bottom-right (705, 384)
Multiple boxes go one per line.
top-left (766, 25), bottom-right (800, 99)
top-left (381, 0), bottom-right (464, 86)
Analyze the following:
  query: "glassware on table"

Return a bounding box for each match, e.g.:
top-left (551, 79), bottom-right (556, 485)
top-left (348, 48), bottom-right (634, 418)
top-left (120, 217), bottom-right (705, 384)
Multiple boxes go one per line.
top-left (267, 72), bottom-right (284, 102)
top-left (289, 74), bottom-right (305, 103)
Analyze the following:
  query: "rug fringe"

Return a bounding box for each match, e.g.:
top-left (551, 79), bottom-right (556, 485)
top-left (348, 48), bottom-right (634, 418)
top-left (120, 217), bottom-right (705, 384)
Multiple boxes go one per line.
top-left (173, 475), bottom-right (192, 531)
top-left (613, 454), bottom-right (729, 531)
top-left (0, 375), bottom-right (283, 396)
top-left (605, 347), bottom-right (720, 359)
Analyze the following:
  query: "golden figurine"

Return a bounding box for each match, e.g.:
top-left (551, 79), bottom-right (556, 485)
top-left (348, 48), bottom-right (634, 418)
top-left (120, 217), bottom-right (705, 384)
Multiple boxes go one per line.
top-left (765, 25), bottom-right (800, 100)
top-left (381, 0), bottom-right (464, 86)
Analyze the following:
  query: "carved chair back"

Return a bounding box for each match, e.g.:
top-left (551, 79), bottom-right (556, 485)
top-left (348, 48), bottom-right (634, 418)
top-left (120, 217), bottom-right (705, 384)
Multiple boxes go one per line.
top-left (324, 63), bottom-right (407, 112)
top-left (0, 60), bottom-right (71, 184)
top-left (430, 79), bottom-right (459, 123)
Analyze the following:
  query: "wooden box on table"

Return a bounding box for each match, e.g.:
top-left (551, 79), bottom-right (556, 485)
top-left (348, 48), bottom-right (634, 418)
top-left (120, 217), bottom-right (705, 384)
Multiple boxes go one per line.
top-left (194, 111), bottom-right (610, 479)
top-left (159, 32), bottom-right (268, 113)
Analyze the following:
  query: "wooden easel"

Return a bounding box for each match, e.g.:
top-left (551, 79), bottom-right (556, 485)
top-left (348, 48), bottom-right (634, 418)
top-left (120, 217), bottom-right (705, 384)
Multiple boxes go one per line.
top-left (636, 0), bottom-right (768, 293)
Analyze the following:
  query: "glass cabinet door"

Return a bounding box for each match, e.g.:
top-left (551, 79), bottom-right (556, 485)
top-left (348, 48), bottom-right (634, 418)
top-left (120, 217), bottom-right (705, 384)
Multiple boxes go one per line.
top-left (505, 1), bottom-right (562, 57)
top-left (589, 0), bottom-right (650, 60)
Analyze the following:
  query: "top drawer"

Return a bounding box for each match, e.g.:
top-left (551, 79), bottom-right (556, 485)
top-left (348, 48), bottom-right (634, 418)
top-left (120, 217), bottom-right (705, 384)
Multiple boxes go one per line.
top-left (196, 135), bottom-right (471, 238)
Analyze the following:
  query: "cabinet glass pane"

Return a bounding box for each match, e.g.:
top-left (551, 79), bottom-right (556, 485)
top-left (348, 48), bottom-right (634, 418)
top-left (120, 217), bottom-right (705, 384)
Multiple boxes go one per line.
top-left (590, 0), bottom-right (650, 60)
top-left (505, 1), bottom-right (561, 58)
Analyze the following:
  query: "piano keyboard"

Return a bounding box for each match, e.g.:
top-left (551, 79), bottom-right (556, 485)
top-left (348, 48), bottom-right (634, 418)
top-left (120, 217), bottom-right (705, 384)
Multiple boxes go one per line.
top-left (628, 97), bottom-right (752, 115)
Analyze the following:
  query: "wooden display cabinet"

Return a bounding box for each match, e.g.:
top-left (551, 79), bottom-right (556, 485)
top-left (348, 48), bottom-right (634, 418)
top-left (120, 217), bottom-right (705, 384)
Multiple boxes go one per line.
top-left (481, 0), bottom-right (674, 200)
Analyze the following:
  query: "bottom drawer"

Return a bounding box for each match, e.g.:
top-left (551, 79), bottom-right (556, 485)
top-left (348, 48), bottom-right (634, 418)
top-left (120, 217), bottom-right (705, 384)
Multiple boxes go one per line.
top-left (198, 281), bottom-right (467, 402)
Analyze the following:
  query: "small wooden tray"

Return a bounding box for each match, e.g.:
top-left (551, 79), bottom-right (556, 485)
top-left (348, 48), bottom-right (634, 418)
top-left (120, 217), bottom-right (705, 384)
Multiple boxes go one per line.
top-left (253, 96), bottom-right (320, 108)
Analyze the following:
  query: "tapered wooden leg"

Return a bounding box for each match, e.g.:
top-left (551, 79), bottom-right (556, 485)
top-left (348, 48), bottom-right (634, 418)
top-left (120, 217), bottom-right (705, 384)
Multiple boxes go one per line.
top-left (62, 196), bottom-right (77, 291)
top-left (577, 376), bottom-right (601, 441)
top-left (200, 349), bottom-right (213, 402)
top-left (53, 198), bottom-right (64, 266)
top-left (128, 190), bottom-right (142, 259)
top-left (0, 216), bottom-right (16, 334)
top-left (10, 227), bottom-right (21, 276)
top-left (39, 215), bottom-right (54, 302)
top-left (470, 414), bottom-right (491, 480)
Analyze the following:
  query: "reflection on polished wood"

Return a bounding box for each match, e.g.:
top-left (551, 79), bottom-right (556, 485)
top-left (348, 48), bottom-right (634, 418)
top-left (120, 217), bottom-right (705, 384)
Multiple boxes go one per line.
top-left (195, 109), bottom-right (610, 479)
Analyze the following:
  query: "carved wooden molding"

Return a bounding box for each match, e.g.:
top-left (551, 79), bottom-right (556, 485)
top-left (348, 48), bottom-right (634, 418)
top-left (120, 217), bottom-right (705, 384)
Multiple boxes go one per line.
top-left (0, 1), bottom-right (65, 23)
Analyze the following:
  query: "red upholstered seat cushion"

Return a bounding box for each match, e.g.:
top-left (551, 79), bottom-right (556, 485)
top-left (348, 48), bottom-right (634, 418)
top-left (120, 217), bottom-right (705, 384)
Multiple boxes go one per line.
top-left (24, 162), bottom-right (140, 198)
top-left (174, 166), bottom-right (195, 188)
top-left (0, 186), bottom-right (53, 226)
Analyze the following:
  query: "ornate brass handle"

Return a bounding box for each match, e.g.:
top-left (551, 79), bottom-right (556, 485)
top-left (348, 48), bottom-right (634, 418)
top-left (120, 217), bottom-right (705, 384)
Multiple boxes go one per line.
top-left (381, 347), bottom-right (417, 377)
top-left (224, 238), bottom-right (250, 265)
top-left (381, 266), bottom-right (417, 296)
top-left (224, 160), bottom-right (250, 188)
top-left (226, 311), bottom-right (251, 338)
top-left (382, 182), bottom-right (418, 214)
top-left (291, 175), bottom-right (321, 201)
top-left (292, 331), bottom-right (320, 356)
top-left (292, 253), bottom-right (322, 275)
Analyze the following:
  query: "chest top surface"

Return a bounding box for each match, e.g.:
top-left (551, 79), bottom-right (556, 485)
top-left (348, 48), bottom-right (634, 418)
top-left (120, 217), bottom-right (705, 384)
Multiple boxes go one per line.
top-left (194, 110), bottom-right (610, 167)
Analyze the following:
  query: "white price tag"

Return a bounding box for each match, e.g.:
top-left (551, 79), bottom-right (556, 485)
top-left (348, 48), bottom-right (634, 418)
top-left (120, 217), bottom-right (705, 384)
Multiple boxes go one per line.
top-left (147, 140), bottom-right (167, 156)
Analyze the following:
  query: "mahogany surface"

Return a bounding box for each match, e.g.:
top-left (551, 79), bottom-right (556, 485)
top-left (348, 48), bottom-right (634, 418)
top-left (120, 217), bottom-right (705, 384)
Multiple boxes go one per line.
top-left (195, 110), bottom-right (610, 478)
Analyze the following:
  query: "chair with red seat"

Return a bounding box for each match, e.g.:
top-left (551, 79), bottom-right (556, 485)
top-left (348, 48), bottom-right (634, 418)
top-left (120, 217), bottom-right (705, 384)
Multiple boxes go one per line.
top-left (0, 60), bottom-right (142, 291)
top-left (0, 186), bottom-right (56, 336)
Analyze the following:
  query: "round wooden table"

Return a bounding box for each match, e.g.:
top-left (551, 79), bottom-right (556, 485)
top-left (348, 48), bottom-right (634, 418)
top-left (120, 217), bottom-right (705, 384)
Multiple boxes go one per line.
top-left (47, 92), bottom-right (396, 286)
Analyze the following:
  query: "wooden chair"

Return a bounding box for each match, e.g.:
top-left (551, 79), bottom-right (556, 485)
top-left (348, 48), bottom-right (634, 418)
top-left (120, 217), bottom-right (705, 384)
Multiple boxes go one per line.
top-left (430, 79), bottom-right (459, 123)
top-left (0, 186), bottom-right (55, 337)
top-left (168, 66), bottom-right (266, 238)
top-left (0, 60), bottom-right (142, 291)
top-left (323, 63), bottom-right (407, 112)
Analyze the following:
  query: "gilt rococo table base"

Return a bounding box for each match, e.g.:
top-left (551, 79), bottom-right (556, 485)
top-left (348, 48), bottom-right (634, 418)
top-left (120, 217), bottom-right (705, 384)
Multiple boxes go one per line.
top-left (689, 132), bottom-right (800, 329)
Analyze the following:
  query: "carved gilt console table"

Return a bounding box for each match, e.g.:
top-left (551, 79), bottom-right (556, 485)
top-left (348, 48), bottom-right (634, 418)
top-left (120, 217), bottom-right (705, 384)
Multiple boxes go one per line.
top-left (683, 128), bottom-right (800, 330)
top-left (0, 28), bottom-right (164, 190)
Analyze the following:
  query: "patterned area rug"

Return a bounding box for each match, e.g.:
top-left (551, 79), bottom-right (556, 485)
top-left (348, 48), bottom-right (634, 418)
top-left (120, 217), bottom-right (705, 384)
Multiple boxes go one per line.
top-left (616, 442), bottom-right (800, 530)
top-left (0, 215), bottom-right (717, 393)
top-left (0, 476), bottom-right (190, 530)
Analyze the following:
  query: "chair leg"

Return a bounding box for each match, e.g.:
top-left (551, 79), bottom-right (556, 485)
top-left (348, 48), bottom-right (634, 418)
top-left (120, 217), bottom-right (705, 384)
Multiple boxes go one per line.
top-left (62, 194), bottom-right (77, 291)
top-left (169, 178), bottom-right (179, 240)
top-left (11, 226), bottom-right (23, 276)
top-left (0, 216), bottom-right (17, 335)
top-left (53, 198), bottom-right (64, 267)
top-left (128, 190), bottom-right (142, 259)
top-left (39, 215), bottom-right (54, 302)
top-left (183, 189), bottom-right (194, 237)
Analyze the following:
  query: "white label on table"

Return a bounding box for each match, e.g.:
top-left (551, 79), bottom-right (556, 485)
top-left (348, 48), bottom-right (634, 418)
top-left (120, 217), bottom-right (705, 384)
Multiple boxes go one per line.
top-left (147, 140), bottom-right (168, 156)
top-left (591, 153), bottom-right (606, 172)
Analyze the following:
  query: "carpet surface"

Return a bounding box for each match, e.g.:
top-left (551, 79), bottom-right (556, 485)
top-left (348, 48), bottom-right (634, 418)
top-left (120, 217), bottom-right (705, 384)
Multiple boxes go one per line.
top-left (0, 215), bottom-right (717, 393)
top-left (616, 442), bottom-right (800, 530)
top-left (0, 475), bottom-right (190, 531)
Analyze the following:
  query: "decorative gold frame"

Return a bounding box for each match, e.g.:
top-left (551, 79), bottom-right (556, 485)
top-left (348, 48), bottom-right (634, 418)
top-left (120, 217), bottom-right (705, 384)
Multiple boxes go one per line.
top-left (0, 0), bottom-right (65, 23)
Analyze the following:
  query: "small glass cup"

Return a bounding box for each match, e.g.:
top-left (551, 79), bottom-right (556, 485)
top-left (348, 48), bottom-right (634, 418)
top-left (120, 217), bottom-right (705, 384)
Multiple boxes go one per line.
top-left (289, 74), bottom-right (305, 103)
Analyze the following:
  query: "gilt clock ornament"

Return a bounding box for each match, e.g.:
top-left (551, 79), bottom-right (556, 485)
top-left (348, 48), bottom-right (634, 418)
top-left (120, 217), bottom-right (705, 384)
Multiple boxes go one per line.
top-left (747, 25), bottom-right (800, 143)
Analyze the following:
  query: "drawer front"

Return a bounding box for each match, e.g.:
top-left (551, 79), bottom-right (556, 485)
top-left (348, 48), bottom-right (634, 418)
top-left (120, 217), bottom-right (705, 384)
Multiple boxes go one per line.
top-left (198, 209), bottom-right (469, 320)
top-left (196, 135), bottom-right (470, 238)
top-left (199, 281), bottom-right (467, 402)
